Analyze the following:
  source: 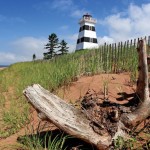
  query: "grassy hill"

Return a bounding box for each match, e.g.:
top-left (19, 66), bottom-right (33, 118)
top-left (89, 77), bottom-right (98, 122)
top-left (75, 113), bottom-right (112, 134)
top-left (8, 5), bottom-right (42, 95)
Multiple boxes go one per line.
top-left (0, 47), bottom-right (138, 138)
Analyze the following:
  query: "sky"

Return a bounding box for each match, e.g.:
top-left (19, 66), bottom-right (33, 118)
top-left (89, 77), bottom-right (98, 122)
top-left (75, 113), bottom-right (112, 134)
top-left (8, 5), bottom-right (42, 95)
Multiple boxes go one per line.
top-left (1, 0), bottom-right (150, 65)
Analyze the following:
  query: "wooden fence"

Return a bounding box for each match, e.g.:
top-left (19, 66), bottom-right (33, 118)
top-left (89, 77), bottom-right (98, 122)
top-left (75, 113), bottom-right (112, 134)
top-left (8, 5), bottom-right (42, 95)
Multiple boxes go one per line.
top-left (93, 36), bottom-right (150, 73)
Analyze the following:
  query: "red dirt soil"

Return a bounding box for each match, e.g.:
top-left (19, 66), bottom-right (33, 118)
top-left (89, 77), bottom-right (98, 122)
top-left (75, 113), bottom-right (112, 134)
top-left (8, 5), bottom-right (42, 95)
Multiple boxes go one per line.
top-left (56, 73), bottom-right (135, 104)
top-left (0, 73), bottom-right (136, 149)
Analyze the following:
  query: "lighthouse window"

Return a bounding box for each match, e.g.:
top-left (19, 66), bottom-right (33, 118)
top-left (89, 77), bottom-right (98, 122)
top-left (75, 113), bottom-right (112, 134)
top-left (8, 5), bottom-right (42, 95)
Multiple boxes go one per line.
top-left (77, 37), bottom-right (97, 43)
top-left (82, 26), bottom-right (85, 30)
top-left (90, 38), bottom-right (93, 43)
top-left (93, 38), bottom-right (98, 43)
top-left (85, 25), bottom-right (89, 30)
top-left (79, 25), bottom-right (96, 32)
top-left (79, 25), bottom-right (91, 32)
top-left (84, 37), bottom-right (90, 42)
top-left (89, 26), bottom-right (92, 31)
top-left (81, 37), bottom-right (84, 42)
top-left (92, 26), bottom-right (95, 31)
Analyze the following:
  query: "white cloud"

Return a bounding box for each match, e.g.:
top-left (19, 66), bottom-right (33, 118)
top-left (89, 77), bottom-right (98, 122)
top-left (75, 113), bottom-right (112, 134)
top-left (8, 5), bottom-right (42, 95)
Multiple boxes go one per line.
top-left (0, 52), bottom-right (16, 65)
top-left (1, 35), bottom-right (77, 65)
top-left (71, 9), bottom-right (88, 18)
top-left (66, 33), bottom-right (78, 41)
top-left (0, 36), bottom-right (48, 64)
top-left (12, 37), bottom-right (45, 50)
top-left (0, 37), bottom-right (44, 64)
top-left (0, 51), bottom-right (31, 65)
top-left (58, 32), bottom-right (78, 52)
top-left (52, 0), bottom-right (73, 10)
top-left (59, 33), bottom-right (78, 52)
top-left (0, 52), bottom-right (15, 61)
top-left (34, 0), bottom-right (90, 19)
top-left (99, 3), bottom-right (150, 42)
top-left (68, 43), bottom-right (76, 52)
top-left (12, 37), bottom-right (47, 56)
top-left (98, 36), bottom-right (114, 45)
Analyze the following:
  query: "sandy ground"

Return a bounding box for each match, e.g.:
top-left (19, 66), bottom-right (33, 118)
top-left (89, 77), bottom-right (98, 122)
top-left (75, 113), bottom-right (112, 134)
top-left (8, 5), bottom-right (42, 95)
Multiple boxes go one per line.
top-left (0, 73), bottom-right (136, 149)
top-left (0, 67), bottom-right (7, 71)
top-left (56, 73), bottom-right (135, 104)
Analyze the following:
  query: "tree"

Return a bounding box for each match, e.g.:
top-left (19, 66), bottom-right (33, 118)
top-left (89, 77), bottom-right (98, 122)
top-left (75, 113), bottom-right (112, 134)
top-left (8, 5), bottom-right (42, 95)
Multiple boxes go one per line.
top-left (24, 39), bottom-right (150, 149)
top-left (32, 54), bottom-right (36, 61)
top-left (44, 33), bottom-right (59, 59)
top-left (58, 39), bottom-right (69, 55)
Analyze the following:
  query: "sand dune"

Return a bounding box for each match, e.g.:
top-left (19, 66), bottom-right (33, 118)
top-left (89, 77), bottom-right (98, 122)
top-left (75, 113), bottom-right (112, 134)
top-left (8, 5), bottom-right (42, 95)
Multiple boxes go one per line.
top-left (0, 67), bottom-right (6, 70)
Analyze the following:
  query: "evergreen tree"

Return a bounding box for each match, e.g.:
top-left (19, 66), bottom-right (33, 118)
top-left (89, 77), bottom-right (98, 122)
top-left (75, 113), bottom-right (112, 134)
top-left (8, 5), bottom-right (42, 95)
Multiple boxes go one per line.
top-left (44, 33), bottom-right (59, 59)
top-left (58, 40), bottom-right (69, 55)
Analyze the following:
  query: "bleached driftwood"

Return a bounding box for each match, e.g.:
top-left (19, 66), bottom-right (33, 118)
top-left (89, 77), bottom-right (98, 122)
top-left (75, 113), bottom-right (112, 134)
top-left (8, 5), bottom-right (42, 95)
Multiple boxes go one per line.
top-left (23, 84), bottom-right (111, 150)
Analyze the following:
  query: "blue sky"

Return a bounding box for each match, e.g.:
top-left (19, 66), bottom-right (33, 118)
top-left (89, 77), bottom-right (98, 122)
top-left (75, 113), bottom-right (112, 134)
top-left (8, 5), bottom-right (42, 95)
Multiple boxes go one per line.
top-left (1, 0), bottom-right (150, 65)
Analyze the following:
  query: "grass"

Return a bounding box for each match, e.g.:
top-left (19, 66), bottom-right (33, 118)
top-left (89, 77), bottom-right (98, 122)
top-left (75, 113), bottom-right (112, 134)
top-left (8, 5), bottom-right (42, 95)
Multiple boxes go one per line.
top-left (114, 135), bottom-right (150, 150)
top-left (0, 44), bottom-right (139, 138)
top-left (17, 132), bottom-right (68, 150)
top-left (17, 124), bottom-right (69, 150)
top-left (0, 39), bottom-right (145, 150)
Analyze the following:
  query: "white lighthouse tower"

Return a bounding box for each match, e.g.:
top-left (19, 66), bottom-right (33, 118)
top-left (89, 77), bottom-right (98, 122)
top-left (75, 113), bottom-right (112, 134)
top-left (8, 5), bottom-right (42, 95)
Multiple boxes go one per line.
top-left (76, 13), bottom-right (98, 50)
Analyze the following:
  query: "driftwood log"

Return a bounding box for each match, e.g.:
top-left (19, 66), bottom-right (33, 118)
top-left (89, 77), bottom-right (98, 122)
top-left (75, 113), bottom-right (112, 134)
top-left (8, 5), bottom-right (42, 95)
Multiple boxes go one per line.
top-left (23, 84), bottom-right (111, 149)
top-left (23, 39), bottom-right (150, 150)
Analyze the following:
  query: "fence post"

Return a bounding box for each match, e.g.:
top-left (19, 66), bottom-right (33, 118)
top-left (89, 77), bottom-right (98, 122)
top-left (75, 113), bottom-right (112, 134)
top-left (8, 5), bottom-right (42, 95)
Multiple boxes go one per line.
top-left (108, 44), bottom-right (112, 72)
top-left (114, 43), bottom-right (117, 73)
top-left (111, 43), bottom-right (114, 72)
top-left (120, 42), bottom-right (123, 71)
top-left (104, 43), bottom-right (107, 72)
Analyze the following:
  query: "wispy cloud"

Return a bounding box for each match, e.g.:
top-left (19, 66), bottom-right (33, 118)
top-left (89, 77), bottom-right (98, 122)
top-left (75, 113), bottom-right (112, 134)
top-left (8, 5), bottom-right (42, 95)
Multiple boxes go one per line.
top-left (12, 37), bottom-right (47, 56)
top-left (52, 0), bottom-right (73, 10)
top-left (11, 17), bottom-right (26, 23)
top-left (98, 3), bottom-right (150, 43)
top-left (34, 0), bottom-right (90, 18)
top-left (97, 36), bottom-right (114, 45)
top-left (0, 14), bottom-right (26, 23)
top-left (0, 51), bottom-right (33, 65)
top-left (0, 52), bottom-right (16, 64)
top-left (66, 33), bottom-right (78, 41)
top-left (0, 14), bottom-right (6, 22)
top-left (34, 0), bottom-right (73, 12)
top-left (59, 33), bottom-right (78, 52)
top-left (51, 0), bottom-right (87, 17)
top-left (71, 9), bottom-right (88, 18)
top-left (2, 35), bottom-right (77, 64)
top-left (33, 1), bottom-right (52, 11)
top-left (59, 25), bottom-right (69, 30)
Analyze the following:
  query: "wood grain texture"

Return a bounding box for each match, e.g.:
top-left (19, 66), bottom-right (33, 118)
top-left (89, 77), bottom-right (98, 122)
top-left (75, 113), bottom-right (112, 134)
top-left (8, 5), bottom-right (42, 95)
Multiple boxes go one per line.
top-left (23, 84), bottom-right (111, 150)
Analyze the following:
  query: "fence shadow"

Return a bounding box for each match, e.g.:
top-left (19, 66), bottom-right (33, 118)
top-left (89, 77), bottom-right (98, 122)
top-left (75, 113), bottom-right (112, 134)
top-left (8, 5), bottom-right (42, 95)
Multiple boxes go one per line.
top-left (116, 92), bottom-right (135, 101)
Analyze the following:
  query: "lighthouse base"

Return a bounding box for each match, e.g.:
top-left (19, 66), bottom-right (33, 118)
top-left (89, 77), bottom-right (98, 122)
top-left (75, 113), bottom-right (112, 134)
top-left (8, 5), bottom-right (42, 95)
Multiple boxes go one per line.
top-left (76, 42), bottom-right (99, 51)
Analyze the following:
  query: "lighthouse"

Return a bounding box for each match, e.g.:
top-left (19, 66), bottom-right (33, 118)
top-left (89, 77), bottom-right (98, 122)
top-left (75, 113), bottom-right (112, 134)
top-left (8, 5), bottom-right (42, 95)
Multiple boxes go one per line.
top-left (76, 13), bottom-right (98, 50)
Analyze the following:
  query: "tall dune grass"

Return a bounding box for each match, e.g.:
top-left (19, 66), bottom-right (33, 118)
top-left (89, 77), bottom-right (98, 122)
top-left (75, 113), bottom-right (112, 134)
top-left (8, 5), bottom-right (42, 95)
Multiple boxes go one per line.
top-left (0, 46), bottom-right (138, 138)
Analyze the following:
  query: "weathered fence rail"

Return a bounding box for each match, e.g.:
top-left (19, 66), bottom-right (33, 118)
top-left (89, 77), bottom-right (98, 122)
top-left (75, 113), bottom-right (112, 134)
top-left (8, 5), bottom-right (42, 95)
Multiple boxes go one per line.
top-left (78, 36), bottom-right (150, 74)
